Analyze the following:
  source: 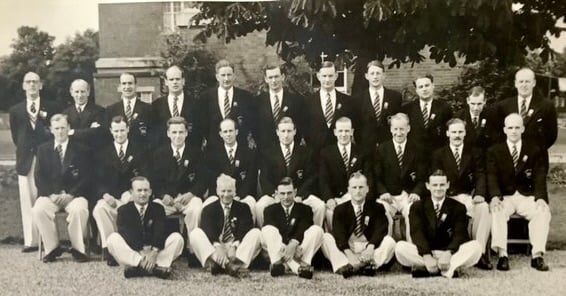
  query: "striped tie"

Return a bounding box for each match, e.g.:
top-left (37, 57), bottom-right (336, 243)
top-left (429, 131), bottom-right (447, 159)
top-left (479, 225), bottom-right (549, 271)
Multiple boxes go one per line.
top-left (221, 206), bottom-right (234, 242)
top-left (397, 145), bottom-right (403, 168)
top-left (434, 202), bottom-right (441, 218)
top-left (118, 145), bottom-right (125, 162)
top-left (175, 149), bottom-right (182, 166)
top-left (354, 208), bottom-right (363, 237)
top-left (125, 100), bottom-right (133, 122)
top-left (422, 102), bottom-right (429, 128)
top-left (520, 98), bottom-right (527, 119)
top-left (454, 147), bottom-right (461, 170)
top-left (473, 116), bottom-right (479, 129)
top-left (29, 102), bottom-right (37, 125)
top-left (341, 146), bottom-right (349, 169)
top-left (30, 102), bottom-right (37, 114)
top-left (223, 92), bottom-right (231, 119)
top-left (324, 93), bottom-right (334, 127)
top-left (273, 95), bottom-right (281, 123)
top-left (373, 92), bottom-right (381, 120)
top-left (512, 145), bottom-right (519, 169)
top-left (284, 145), bottom-right (291, 167)
top-left (55, 144), bottom-right (64, 165)
top-left (172, 96), bottom-right (180, 117)
top-left (76, 106), bottom-right (82, 115)
top-left (284, 207), bottom-right (291, 226)
top-left (228, 147), bottom-right (235, 165)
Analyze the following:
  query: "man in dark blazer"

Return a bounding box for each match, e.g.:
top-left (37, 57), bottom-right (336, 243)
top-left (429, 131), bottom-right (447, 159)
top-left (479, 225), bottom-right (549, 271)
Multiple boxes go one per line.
top-left (431, 118), bottom-right (492, 270)
top-left (92, 115), bottom-right (147, 265)
top-left (402, 74), bottom-right (452, 158)
top-left (487, 113), bottom-right (551, 272)
top-left (106, 177), bottom-right (184, 279)
top-left (62, 79), bottom-right (106, 149)
top-left (303, 61), bottom-right (356, 162)
top-left (203, 118), bottom-right (257, 221)
top-left (261, 177), bottom-right (324, 279)
top-left (353, 60), bottom-right (402, 158)
top-left (105, 72), bottom-right (153, 147)
top-left (374, 113), bottom-right (426, 242)
top-left (198, 59), bottom-right (257, 150)
top-left (395, 170), bottom-right (482, 278)
top-left (321, 172), bottom-right (396, 278)
top-left (150, 117), bottom-right (206, 240)
top-left (9, 71), bottom-right (60, 252)
top-left (454, 86), bottom-right (497, 152)
top-left (31, 114), bottom-right (91, 263)
top-left (189, 174), bottom-right (261, 278)
top-left (320, 117), bottom-right (371, 230)
top-left (255, 64), bottom-right (306, 152)
top-left (256, 117), bottom-right (325, 227)
top-left (152, 65), bottom-right (202, 148)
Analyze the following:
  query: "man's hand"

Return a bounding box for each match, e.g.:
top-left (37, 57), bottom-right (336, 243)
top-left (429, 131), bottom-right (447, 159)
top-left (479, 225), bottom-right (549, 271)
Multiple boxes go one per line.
top-left (226, 243), bottom-right (237, 259)
top-left (282, 240), bottom-right (299, 262)
top-left (59, 194), bottom-right (73, 207)
top-left (423, 254), bottom-right (439, 274)
top-left (437, 251), bottom-right (452, 272)
top-left (90, 122), bottom-right (100, 128)
top-left (326, 199), bottom-right (337, 211)
top-left (408, 193), bottom-right (420, 203)
top-left (68, 129), bottom-right (75, 136)
top-left (379, 193), bottom-right (393, 203)
top-left (360, 244), bottom-right (375, 263)
top-left (473, 195), bottom-right (486, 204)
top-left (536, 199), bottom-right (549, 211)
top-left (50, 194), bottom-right (62, 206)
top-left (162, 194), bottom-right (174, 206)
top-left (213, 245), bottom-right (229, 267)
top-left (490, 197), bottom-right (502, 212)
top-left (102, 193), bottom-right (117, 208)
top-left (294, 196), bottom-right (303, 203)
top-left (140, 249), bottom-right (158, 272)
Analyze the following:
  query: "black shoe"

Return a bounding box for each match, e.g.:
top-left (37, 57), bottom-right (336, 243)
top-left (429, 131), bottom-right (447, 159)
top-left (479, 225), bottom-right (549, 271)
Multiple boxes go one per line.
top-left (452, 270), bottom-right (460, 278)
top-left (475, 254), bottom-right (493, 270)
top-left (359, 264), bottom-right (378, 276)
top-left (22, 246), bottom-right (38, 253)
top-left (411, 266), bottom-right (432, 278)
top-left (70, 248), bottom-right (89, 263)
top-left (42, 247), bottom-right (64, 263)
top-left (124, 267), bottom-right (146, 278)
top-left (209, 260), bottom-right (223, 276)
top-left (531, 257), bottom-right (549, 271)
top-left (103, 248), bottom-right (118, 266)
top-left (336, 264), bottom-right (354, 279)
top-left (377, 259), bottom-right (395, 272)
top-left (496, 256), bottom-right (510, 271)
top-left (226, 261), bottom-right (250, 279)
top-left (153, 266), bottom-right (172, 279)
top-left (298, 265), bottom-right (314, 279)
top-left (269, 262), bottom-right (285, 277)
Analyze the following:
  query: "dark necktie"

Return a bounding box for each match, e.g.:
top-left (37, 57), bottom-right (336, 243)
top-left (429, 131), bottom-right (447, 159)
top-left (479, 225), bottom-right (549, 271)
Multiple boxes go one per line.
top-left (373, 92), bottom-right (381, 120)
top-left (434, 202), bottom-right (441, 218)
top-left (77, 105), bottom-right (82, 115)
top-left (324, 93), bottom-right (333, 127)
top-left (221, 206), bottom-right (234, 242)
top-left (454, 147), bottom-right (461, 170)
top-left (422, 102), bottom-right (429, 128)
top-left (354, 208), bottom-right (363, 237)
top-left (273, 95), bottom-right (281, 123)
top-left (172, 96), bottom-right (180, 117)
top-left (520, 98), bottom-right (527, 119)
top-left (284, 145), bottom-right (291, 168)
top-left (228, 147), bottom-right (235, 165)
top-left (397, 145), bottom-right (403, 168)
top-left (175, 149), bottom-right (182, 166)
top-left (512, 145), bottom-right (519, 170)
top-left (118, 145), bottom-right (125, 162)
top-left (125, 100), bottom-right (133, 122)
top-left (284, 207), bottom-right (291, 226)
top-left (473, 116), bottom-right (479, 128)
top-left (139, 205), bottom-right (145, 224)
top-left (223, 92), bottom-right (231, 119)
top-left (30, 102), bottom-right (37, 114)
top-left (55, 144), bottom-right (64, 165)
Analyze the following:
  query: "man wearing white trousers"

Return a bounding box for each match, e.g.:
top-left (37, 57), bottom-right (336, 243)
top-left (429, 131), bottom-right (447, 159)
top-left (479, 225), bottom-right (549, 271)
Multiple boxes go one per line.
top-left (395, 170), bottom-right (482, 278)
top-left (189, 174), bottom-right (261, 278)
top-left (321, 172), bottom-right (396, 278)
top-left (32, 114), bottom-right (90, 263)
top-left (487, 113), bottom-right (551, 271)
top-left (107, 176), bottom-right (184, 279)
top-left (262, 177), bottom-right (323, 279)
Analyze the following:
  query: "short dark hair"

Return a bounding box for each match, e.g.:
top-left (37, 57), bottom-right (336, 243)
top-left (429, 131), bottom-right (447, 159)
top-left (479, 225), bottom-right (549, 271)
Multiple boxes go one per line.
top-left (429, 169), bottom-right (447, 178)
top-left (278, 177), bottom-right (295, 188)
top-left (167, 116), bottom-right (188, 130)
top-left (319, 61), bottom-right (336, 72)
top-left (111, 115), bottom-right (129, 127)
top-left (215, 59), bottom-right (234, 73)
top-left (277, 116), bottom-right (295, 129)
top-left (120, 72), bottom-right (137, 84)
top-left (468, 86), bottom-right (485, 97)
top-left (263, 63), bottom-right (286, 76)
top-left (366, 60), bottom-right (385, 72)
top-left (446, 118), bottom-right (466, 129)
top-left (413, 73), bottom-right (434, 87)
top-left (219, 118), bottom-right (238, 131)
top-left (166, 65), bottom-right (185, 79)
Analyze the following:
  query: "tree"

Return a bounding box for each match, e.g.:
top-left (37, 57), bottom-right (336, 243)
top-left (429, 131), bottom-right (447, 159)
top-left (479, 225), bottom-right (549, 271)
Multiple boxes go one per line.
top-left (193, 0), bottom-right (566, 93)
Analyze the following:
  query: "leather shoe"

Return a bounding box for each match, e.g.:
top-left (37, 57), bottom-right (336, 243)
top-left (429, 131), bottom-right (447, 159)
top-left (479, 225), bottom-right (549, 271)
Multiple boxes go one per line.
top-left (226, 262), bottom-right (249, 279)
top-left (359, 264), bottom-right (378, 276)
top-left (209, 260), bottom-right (223, 276)
top-left (297, 265), bottom-right (314, 279)
top-left (22, 246), bottom-right (38, 253)
top-left (103, 248), bottom-right (119, 267)
top-left (124, 267), bottom-right (146, 278)
top-left (411, 266), bottom-right (432, 278)
top-left (475, 254), bottom-right (493, 270)
top-left (531, 257), bottom-right (549, 271)
top-left (496, 257), bottom-right (510, 271)
top-left (153, 266), bottom-right (171, 279)
top-left (42, 247), bottom-right (64, 263)
top-left (270, 262), bottom-right (285, 277)
top-left (336, 264), bottom-right (354, 279)
top-left (70, 248), bottom-right (89, 263)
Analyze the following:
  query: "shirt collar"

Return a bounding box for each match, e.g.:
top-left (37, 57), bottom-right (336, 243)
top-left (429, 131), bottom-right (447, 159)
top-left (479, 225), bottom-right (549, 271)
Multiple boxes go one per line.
top-left (351, 201), bottom-right (365, 212)
top-left (506, 140), bottom-right (522, 152)
top-left (225, 142), bottom-right (238, 154)
top-left (450, 143), bottom-right (463, 153)
top-left (393, 139), bottom-right (407, 151)
top-left (280, 141), bottom-right (294, 153)
top-left (518, 95), bottom-right (532, 107)
top-left (135, 203), bottom-right (147, 215)
top-left (168, 92), bottom-right (184, 101)
top-left (433, 197), bottom-right (445, 209)
top-left (283, 203), bottom-right (294, 213)
top-left (122, 97), bottom-right (136, 108)
top-left (369, 86), bottom-right (384, 100)
top-left (171, 144), bottom-right (185, 157)
top-left (269, 89), bottom-right (283, 100)
top-left (338, 142), bottom-right (351, 154)
top-left (114, 140), bottom-right (129, 153)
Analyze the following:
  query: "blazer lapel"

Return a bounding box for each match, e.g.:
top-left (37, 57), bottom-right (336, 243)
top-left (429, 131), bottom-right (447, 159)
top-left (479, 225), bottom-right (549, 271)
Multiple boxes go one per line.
top-left (424, 199), bottom-right (438, 229)
top-left (516, 145), bottom-right (528, 174)
top-left (459, 146), bottom-right (472, 176)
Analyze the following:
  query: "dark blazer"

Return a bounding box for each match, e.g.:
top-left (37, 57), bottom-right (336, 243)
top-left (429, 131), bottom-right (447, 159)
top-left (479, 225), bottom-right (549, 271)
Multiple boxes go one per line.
top-left (319, 143), bottom-right (371, 201)
top-left (353, 87), bottom-right (402, 156)
top-left (431, 145), bottom-right (486, 197)
top-left (402, 99), bottom-right (452, 155)
top-left (332, 201), bottom-right (388, 251)
top-left (9, 100), bottom-right (60, 175)
top-left (204, 143), bottom-right (258, 198)
top-left (374, 140), bottom-right (426, 197)
top-left (410, 197), bottom-right (469, 255)
top-left (255, 90), bottom-right (306, 151)
top-left (35, 139), bottom-right (90, 198)
top-left (303, 91), bottom-right (356, 158)
top-left (151, 94), bottom-right (202, 147)
top-left (62, 102), bottom-right (106, 148)
top-left (116, 201), bottom-right (167, 251)
top-left (486, 141), bottom-right (547, 202)
top-left (455, 106), bottom-right (497, 151)
top-left (200, 199), bottom-right (255, 243)
top-left (95, 141), bottom-right (147, 200)
top-left (198, 87), bottom-right (257, 149)
top-left (264, 202), bottom-right (313, 244)
top-left (106, 98), bottom-right (153, 147)
top-left (259, 143), bottom-right (316, 198)
top-left (149, 144), bottom-right (207, 199)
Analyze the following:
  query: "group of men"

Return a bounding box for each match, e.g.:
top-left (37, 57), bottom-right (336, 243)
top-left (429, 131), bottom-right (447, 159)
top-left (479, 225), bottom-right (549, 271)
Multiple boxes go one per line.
top-left (9, 58), bottom-right (556, 279)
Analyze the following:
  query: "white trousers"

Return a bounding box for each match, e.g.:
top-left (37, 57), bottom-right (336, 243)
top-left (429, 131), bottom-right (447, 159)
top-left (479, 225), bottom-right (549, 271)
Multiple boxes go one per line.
top-left (491, 192), bottom-right (551, 256)
top-left (106, 232), bottom-right (184, 268)
top-left (153, 197), bottom-right (203, 242)
top-left (17, 157), bottom-right (38, 247)
top-left (203, 195), bottom-right (257, 224)
top-left (189, 228), bottom-right (262, 268)
top-left (395, 240), bottom-right (482, 278)
top-left (92, 193), bottom-right (130, 248)
top-left (261, 225), bottom-right (323, 274)
top-left (32, 196), bottom-right (89, 254)
top-left (450, 194), bottom-right (491, 253)
top-left (376, 192), bottom-right (413, 242)
top-left (256, 194), bottom-right (325, 227)
top-left (321, 233), bottom-right (396, 272)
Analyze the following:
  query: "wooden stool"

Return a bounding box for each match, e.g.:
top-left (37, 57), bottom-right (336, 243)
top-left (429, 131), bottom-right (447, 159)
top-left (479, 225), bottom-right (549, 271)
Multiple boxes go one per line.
top-left (38, 211), bottom-right (91, 260)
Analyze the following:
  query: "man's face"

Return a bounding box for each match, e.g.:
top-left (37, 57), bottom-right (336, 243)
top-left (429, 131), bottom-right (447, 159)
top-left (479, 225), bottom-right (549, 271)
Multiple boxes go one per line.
top-left (515, 69), bottom-right (536, 98)
top-left (415, 77), bottom-right (434, 101)
top-left (317, 66), bottom-right (338, 92)
top-left (119, 74), bottom-right (137, 99)
top-left (131, 179), bottom-right (152, 206)
top-left (446, 122), bottom-right (466, 147)
top-left (50, 119), bottom-right (70, 143)
top-left (503, 116), bottom-right (524, 143)
top-left (217, 180), bottom-right (235, 205)
top-left (348, 177), bottom-right (369, 204)
top-left (365, 65), bottom-right (384, 89)
top-left (467, 94), bottom-right (485, 117)
top-left (165, 67), bottom-right (185, 95)
top-left (110, 121), bottom-right (129, 144)
top-left (276, 122), bottom-right (296, 145)
top-left (334, 120), bottom-right (353, 145)
top-left (219, 120), bottom-right (238, 145)
top-left (264, 67), bottom-right (285, 92)
top-left (216, 66), bottom-right (234, 90)
top-left (167, 123), bottom-right (187, 148)
top-left (22, 73), bottom-right (42, 97)
top-left (390, 118), bottom-right (410, 144)
top-left (276, 184), bottom-right (296, 208)
top-left (426, 175), bottom-right (449, 201)
top-left (70, 81), bottom-right (90, 106)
